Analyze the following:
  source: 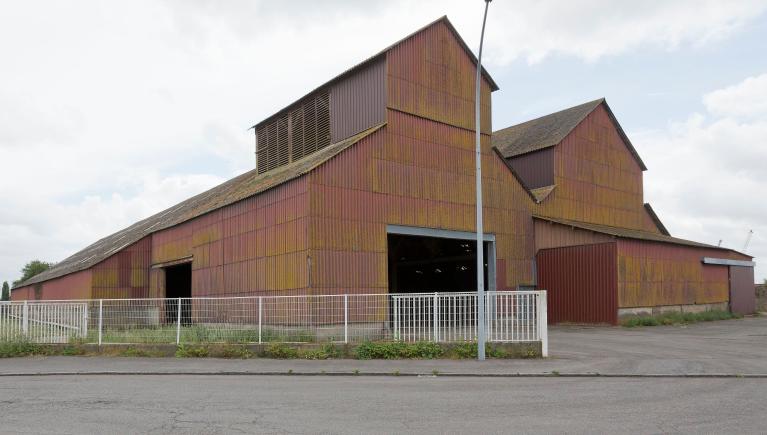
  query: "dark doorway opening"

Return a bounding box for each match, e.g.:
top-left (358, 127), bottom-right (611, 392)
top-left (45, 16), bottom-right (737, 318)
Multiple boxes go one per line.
top-left (387, 234), bottom-right (490, 294)
top-left (164, 263), bottom-right (192, 325)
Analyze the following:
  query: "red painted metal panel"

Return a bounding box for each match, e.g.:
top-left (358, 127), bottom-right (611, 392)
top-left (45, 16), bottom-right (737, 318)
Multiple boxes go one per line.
top-left (12, 269), bottom-right (92, 301)
top-left (730, 266), bottom-right (755, 314)
top-left (330, 57), bottom-right (386, 142)
top-left (507, 148), bottom-right (554, 189)
top-left (537, 242), bottom-right (618, 324)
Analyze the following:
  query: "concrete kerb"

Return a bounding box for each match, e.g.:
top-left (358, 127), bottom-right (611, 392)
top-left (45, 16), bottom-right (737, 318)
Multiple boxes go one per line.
top-left (1, 371), bottom-right (766, 378)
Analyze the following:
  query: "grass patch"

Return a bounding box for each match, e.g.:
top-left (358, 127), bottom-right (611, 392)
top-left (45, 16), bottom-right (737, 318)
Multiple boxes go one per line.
top-left (0, 340), bottom-right (50, 358)
top-left (175, 344), bottom-right (210, 358)
top-left (621, 310), bottom-right (741, 327)
top-left (90, 325), bottom-right (316, 345)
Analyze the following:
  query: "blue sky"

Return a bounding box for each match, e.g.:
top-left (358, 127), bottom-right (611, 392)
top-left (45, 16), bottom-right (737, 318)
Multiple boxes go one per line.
top-left (1, 0), bottom-right (766, 285)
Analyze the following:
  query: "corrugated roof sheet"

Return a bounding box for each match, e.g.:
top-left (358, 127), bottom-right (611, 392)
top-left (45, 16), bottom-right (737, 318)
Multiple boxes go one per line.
top-left (493, 98), bottom-right (648, 171)
top-left (252, 15), bottom-right (499, 130)
top-left (17, 124), bottom-right (385, 288)
top-left (533, 215), bottom-right (749, 256)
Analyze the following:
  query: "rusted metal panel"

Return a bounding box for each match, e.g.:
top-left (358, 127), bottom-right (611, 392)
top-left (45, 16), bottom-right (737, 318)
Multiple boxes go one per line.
top-left (308, 107), bottom-right (536, 295)
top-left (534, 218), bottom-right (613, 252)
top-left (729, 266), bottom-right (755, 314)
top-left (147, 177), bottom-right (311, 298)
top-left (536, 242), bottom-right (618, 324)
top-left (91, 237), bottom-right (152, 299)
top-left (386, 19), bottom-right (493, 134)
top-left (616, 239), bottom-right (751, 308)
top-left (506, 148), bottom-right (554, 189)
top-left (330, 57), bottom-right (386, 142)
top-left (535, 104), bottom-right (656, 232)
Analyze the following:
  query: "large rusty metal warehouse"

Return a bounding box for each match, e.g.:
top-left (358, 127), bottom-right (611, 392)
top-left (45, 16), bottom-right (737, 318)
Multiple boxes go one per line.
top-left (13, 17), bottom-right (756, 324)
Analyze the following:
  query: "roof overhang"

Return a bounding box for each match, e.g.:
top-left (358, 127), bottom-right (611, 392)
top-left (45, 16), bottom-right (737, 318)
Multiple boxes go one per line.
top-left (702, 257), bottom-right (756, 268)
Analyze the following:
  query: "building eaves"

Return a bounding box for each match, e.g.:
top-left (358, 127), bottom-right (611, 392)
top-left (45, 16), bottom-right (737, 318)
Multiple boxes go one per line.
top-left (533, 215), bottom-right (750, 257)
top-left (16, 123), bottom-right (386, 288)
top-left (251, 15), bottom-right (499, 130)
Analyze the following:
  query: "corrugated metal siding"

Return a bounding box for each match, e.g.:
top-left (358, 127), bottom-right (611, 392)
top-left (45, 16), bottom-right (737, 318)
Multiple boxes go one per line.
top-left (91, 237), bottom-right (151, 299)
top-left (149, 177), bottom-right (310, 298)
top-left (308, 106), bottom-right (536, 295)
top-left (729, 266), bottom-right (755, 314)
top-left (507, 148), bottom-right (554, 189)
top-left (11, 269), bottom-right (93, 301)
top-left (537, 242), bottom-right (618, 324)
top-left (330, 57), bottom-right (386, 142)
top-left (536, 105), bottom-right (658, 232)
top-left (386, 20), bottom-right (492, 134)
top-left (616, 239), bottom-right (750, 308)
top-left (534, 218), bottom-right (613, 251)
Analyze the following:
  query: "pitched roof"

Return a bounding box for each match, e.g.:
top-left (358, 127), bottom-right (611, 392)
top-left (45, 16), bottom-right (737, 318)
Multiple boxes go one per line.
top-left (493, 98), bottom-right (648, 171)
top-left (533, 215), bottom-right (749, 256)
top-left (252, 15), bottom-right (499, 129)
top-left (17, 124), bottom-right (385, 288)
top-left (643, 203), bottom-right (670, 236)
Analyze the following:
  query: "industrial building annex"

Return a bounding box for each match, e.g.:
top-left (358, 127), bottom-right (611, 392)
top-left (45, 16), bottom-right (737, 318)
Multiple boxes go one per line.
top-left (13, 17), bottom-right (756, 323)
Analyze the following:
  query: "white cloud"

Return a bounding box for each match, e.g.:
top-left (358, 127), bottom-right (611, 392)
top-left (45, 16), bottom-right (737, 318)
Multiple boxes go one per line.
top-left (703, 73), bottom-right (767, 119)
top-left (0, 1), bottom-right (765, 284)
top-left (638, 73), bottom-right (767, 281)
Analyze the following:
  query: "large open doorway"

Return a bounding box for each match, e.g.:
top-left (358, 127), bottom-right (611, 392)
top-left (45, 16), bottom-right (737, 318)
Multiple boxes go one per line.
top-left (386, 226), bottom-right (495, 294)
top-left (164, 262), bottom-right (191, 325)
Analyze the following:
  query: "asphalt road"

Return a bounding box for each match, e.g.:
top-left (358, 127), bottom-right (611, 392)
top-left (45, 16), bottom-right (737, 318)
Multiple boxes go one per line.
top-left (1, 375), bottom-right (765, 434)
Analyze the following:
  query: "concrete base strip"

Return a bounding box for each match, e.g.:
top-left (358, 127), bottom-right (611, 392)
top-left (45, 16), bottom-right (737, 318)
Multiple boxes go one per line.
top-left (1, 371), bottom-right (766, 378)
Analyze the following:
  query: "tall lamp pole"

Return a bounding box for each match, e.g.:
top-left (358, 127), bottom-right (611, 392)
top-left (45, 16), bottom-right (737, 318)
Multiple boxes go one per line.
top-left (475, 0), bottom-right (491, 361)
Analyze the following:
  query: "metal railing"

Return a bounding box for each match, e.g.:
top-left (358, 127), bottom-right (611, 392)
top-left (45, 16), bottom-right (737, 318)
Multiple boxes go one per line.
top-left (1, 291), bottom-right (547, 355)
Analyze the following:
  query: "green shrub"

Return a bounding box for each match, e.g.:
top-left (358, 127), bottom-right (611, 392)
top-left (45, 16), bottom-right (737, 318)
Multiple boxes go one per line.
top-left (355, 341), bottom-right (444, 360)
top-left (263, 343), bottom-right (298, 359)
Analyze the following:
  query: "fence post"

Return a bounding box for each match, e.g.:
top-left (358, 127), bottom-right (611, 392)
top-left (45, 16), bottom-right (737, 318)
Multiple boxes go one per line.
top-left (98, 299), bottom-right (103, 346)
top-left (22, 300), bottom-right (29, 336)
top-left (433, 292), bottom-right (438, 342)
top-left (258, 296), bottom-right (263, 344)
top-left (81, 303), bottom-right (88, 338)
top-left (539, 291), bottom-right (548, 357)
top-left (343, 294), bottom-right (348, 344)
top-left (176, 297), bottom-right (182, 345)
top-left (393, 297), bottom-right (399, 341)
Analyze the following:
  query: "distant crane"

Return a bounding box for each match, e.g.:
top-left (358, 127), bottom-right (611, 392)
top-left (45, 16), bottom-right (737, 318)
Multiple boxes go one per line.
top-left (743, 229), bottom-right (754, 252)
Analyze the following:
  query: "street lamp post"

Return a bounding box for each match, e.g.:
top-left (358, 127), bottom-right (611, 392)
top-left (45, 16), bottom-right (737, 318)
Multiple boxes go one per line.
top-left (475, 0), bottom-right (491, 361)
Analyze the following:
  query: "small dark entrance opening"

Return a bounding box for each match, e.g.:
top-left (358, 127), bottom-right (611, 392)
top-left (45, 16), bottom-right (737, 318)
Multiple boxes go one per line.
top-left (164, 263), bottom-right (192, 325)
top-left (387, 234), bottom-right (489, 294)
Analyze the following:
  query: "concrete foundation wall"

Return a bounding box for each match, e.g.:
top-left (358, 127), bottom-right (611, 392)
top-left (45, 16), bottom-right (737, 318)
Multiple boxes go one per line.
top-left (618, 302), bottom-right (729, 319)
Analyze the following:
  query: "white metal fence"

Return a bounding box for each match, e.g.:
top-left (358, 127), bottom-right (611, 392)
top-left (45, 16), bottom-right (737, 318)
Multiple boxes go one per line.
top-left (0, 301), bottom-right (88, 343)
top-left (2, 291), bottom-right (547, 355)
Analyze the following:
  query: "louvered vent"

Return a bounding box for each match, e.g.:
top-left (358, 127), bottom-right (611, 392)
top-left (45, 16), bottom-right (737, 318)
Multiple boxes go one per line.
top-left (256, 90), bottom-right (331, 174)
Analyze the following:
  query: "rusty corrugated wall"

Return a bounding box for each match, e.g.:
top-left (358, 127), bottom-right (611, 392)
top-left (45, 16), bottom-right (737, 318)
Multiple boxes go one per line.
top-left (535, 104), bottom-right (659, 232)
top-left (149, 178), bottom-right (310, 298)
top-left (506, 147), bottom-right (554, 189)
top-left (537, 242), bottom-right (618, 324)
top-left (386, 19), bottom-right (492, 134)
top-left (533, 218), bottom-right (613, 252)
top-left (616, 239), bottom-right (751, 308)
top-left (729, 266), bottom-right (756, 314)
top-left (91, 237), bottom-right (151, 299)
top-left (330, 56), bottom-right (386, 142)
